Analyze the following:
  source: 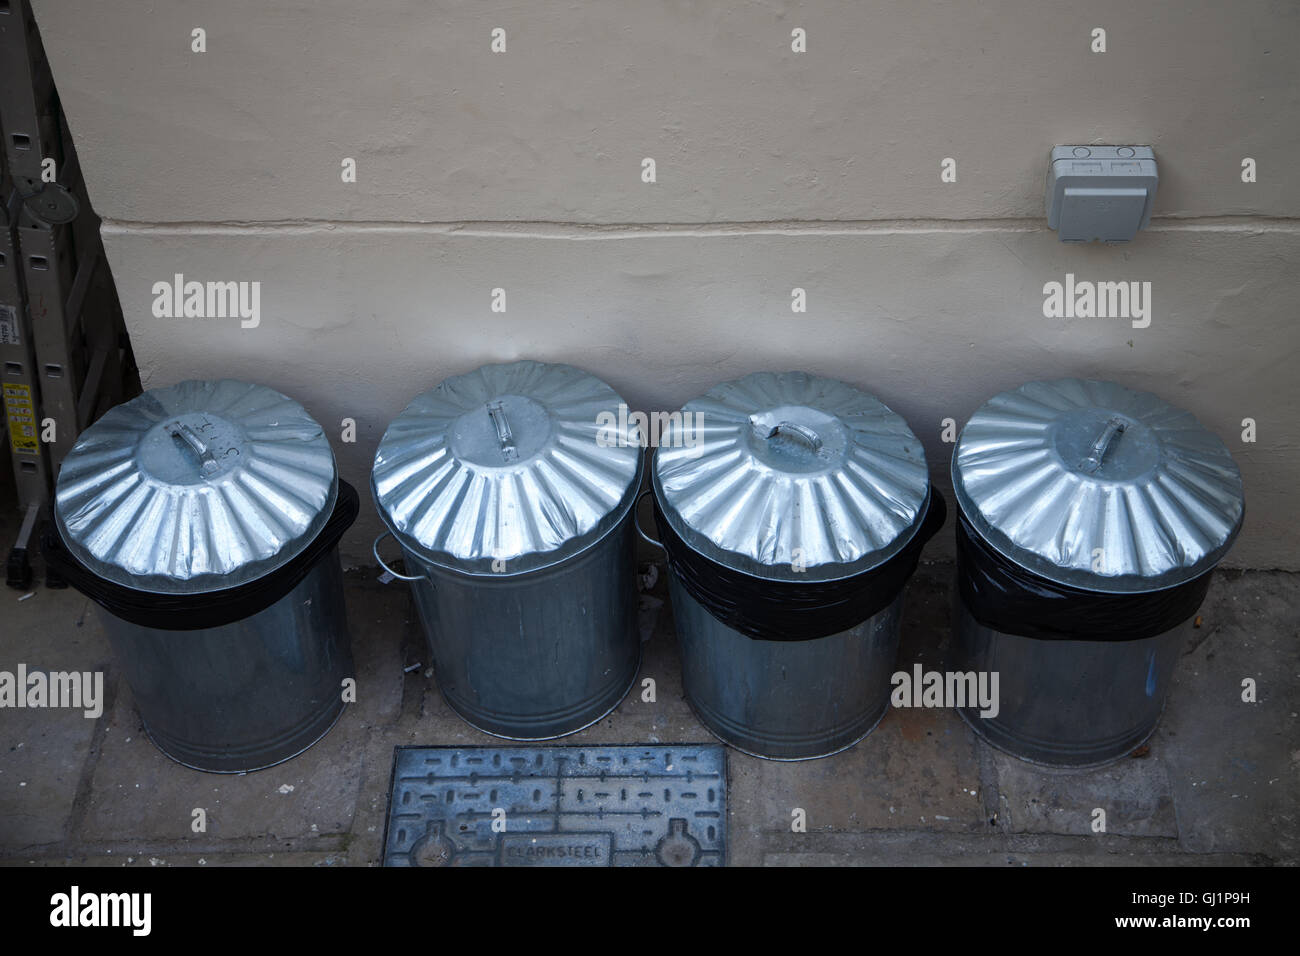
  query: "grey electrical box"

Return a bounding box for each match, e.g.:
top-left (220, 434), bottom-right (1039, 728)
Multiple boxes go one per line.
top-left (1046, 146), bottom-right (1158, 243)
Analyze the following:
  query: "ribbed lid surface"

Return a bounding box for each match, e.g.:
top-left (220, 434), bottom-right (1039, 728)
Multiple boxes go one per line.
top-left (952, 378), bottom-right (1245, 592)
top-left (55, 379), bottom-right (337, 594)
top-left (372, 360), bottom-right (642, 574)
top-left (653, 371), bottom-right (930, 582)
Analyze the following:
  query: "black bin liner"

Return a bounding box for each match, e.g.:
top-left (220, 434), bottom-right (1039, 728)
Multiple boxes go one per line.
top-left (654, 486), bottom-right (947, 643)
top-left (955, 511), bottom-right (1212, 643)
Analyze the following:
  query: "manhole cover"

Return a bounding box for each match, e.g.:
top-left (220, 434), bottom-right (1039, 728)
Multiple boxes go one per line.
top-left (382, 745), bottom-right (727, 867)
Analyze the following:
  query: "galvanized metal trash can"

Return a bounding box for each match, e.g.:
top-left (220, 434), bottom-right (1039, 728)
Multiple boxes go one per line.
top-left (371, 360), bottom-right (644, 740)
top-left (645, 371), bottom-right (945, 760)
top-left (43, 379), bottom-right (357, 773)
top-left (951, 379), bottom-right (1245, 768)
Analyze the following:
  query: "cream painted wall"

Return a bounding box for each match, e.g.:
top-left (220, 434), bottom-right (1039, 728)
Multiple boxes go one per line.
top-left (28, 1), bottom-right (1300, 570)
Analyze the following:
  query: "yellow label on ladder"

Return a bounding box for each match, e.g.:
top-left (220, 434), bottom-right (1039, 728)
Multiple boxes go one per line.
top-left (3, 383), bottom-right (39, 454)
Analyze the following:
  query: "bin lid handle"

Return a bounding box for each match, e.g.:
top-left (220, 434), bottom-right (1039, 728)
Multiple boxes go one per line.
top-left (1078, 416), bottom-right (1128, 474)
top-left (754, 418), bottom-right (823, 453)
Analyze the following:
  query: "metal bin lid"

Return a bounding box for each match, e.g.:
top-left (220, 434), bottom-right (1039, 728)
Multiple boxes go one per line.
top-left (652, 371), bottom-right (931, 583)
top-left (54, 379), bottom-right (338, 594)
top-left (371, 360), bottom-right (643, 575)
top-left (952, 378), bottom-right (1245, 593)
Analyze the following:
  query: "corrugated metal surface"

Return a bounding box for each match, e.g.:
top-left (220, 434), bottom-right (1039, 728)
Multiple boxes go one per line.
top-left (55, 379), bottom-right (336, 592)
top-left (654, 370), bottom-right (930, 582)
top-left (953, 378), bottom-right (1244, 592)
top-left (372, 360), bottom-right (641, 575)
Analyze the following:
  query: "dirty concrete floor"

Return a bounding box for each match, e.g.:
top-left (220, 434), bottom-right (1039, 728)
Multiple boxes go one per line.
top-left (1, 532), bottom-right (1296, 866)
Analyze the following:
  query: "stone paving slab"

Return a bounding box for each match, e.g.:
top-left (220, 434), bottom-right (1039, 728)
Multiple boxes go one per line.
top-left (0, 589), bottom-right (113, 851)
top-left (729, 706), bottom-right (986, 851)
top-left (1, 706), bottom-right (102, 849)
top-left (989, 750), bottom-right (1178, 838)
top-left (0, 851), bottom-right (349, 867)
top-left (78, 688), bottom-right (366, 844)
top-left (756, 829), bottom-right (1275, 866)
top-left (1156, 571), bottom-right (1300, 860)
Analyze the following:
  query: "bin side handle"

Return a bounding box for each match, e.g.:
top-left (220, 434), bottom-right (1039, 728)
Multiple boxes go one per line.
top-left (633, 489), bottom-right (664, 550)
top-left (372, 531), bottom-right (427, 582)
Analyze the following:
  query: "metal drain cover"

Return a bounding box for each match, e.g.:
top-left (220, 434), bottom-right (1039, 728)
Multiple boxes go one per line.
top-left (382, 744), bottom-right (727, 867)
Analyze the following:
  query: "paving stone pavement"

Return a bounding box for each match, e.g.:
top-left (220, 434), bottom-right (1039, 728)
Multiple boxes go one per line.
top-left (1, 556), bottom-right (1295, 867)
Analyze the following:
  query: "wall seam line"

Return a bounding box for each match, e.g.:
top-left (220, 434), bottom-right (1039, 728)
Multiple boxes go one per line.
top-left (97, 216), bottom-right (1300, 240)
